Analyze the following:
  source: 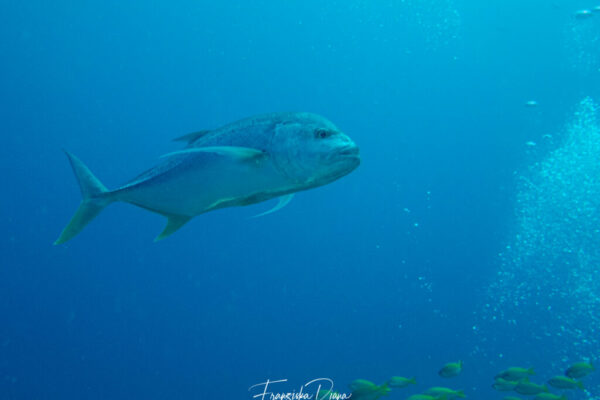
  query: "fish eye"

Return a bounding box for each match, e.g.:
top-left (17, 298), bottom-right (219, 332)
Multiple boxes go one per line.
top-left (315, 129), bottom-right (330, 139)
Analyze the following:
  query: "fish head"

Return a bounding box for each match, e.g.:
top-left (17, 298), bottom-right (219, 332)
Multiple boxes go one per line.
top-left (272, 113), bottom-right (360, 188)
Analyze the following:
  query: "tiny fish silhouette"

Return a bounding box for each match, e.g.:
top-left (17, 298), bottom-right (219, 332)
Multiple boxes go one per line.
top-left (439, 361), bottom-right (463, 378)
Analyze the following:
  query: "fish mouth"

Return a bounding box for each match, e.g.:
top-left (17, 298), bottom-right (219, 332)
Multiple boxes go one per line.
top-left (329, 145), bottom-right (360, 169)
top-left (305, 146), bottom-right (360, 188)
top-left (337, 145), bottom-right (360, 158)
top-left (323, 145), bottom-right (360, 180)
top-left (331, 145), bottom-right (360, 170)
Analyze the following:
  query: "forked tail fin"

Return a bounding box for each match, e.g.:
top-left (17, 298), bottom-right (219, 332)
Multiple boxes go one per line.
top-left (54, 151), bottom-right (113, 245)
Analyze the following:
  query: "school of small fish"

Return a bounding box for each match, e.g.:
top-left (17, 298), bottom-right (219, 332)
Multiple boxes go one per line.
top-left (321, 360), bottom-right (595, 400)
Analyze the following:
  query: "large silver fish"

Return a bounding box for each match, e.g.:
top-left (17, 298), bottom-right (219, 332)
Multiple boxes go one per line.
top-left (55, 112), bottom-right (360, 244)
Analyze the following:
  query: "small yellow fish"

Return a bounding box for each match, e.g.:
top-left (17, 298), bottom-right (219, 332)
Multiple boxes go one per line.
top-left (548, 376), bottom-right (584, 390)
top-left (493, 378), bottom-right (519, 391)
top-left (350, 381), bottom-right (390, 400)
top-left (565, 362), bottom-right (595, 379)
top-left (439, 361), bottom-right (463, 378)
top-left (424, 387), bottom-right (466, 398)
top-left (350, 379), bottom-right (377, 392)
top-left (407, 395), bottom-right (439, 400)
top-left (534, 393), bottom-right (567, 400)
top-left (514, 381), bottom-right (548, 395)
top-left (495, 367), bottom-right (535, 381)
top-left (387, 377), bottom-right (416, 388)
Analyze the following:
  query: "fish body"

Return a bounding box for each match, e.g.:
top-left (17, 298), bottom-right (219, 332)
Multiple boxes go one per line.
top-left (407, 395), bottom-right (439, 400)
top-left (495, 367), bottom-right (535, 381)
top-left (565, 362), bottom-right (595, 379)
top-left (55, 112), bottom-right (360, 243)
top-left (548, 376), bottom-right (583, 390)
top-left (350, 382), bottom-right (390, 400)
top-left (514, 381), bottom-right (548, 395)
top-left (424, 387), bottom-right (466, 398)
top-left (534, 393), bottom-right (567, 400)
top-left (349, 379), bottom-right (378, 392)
top-left (439, 361), bottom-right (463, 378)
top-left (387, 377), bottom-right (416, 388)
top-left (493, 378), bottom-right (520, 391)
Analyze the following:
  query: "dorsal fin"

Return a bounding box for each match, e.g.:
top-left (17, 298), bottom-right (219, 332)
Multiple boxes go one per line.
top-left (172, 130), bottom-right (211, 145)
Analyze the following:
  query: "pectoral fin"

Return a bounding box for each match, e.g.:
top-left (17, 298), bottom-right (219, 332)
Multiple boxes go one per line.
top-left (155, 214), bottom-right (192, 242)
top-left (160, 146), bottom-right (266, 161)
top-left (251, 194), bottom-right (294, 218)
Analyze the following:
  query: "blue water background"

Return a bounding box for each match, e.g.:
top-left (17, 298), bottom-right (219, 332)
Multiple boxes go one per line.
top-left (1, 1), bottom-right (599, 399)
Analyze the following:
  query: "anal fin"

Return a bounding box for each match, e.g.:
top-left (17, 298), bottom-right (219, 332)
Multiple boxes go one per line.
top-left (155, 214), bottom-right (192, 242)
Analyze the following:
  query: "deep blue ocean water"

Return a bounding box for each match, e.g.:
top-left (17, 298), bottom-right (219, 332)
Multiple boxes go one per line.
top-left (2, 1), bottom-right (600, 399)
